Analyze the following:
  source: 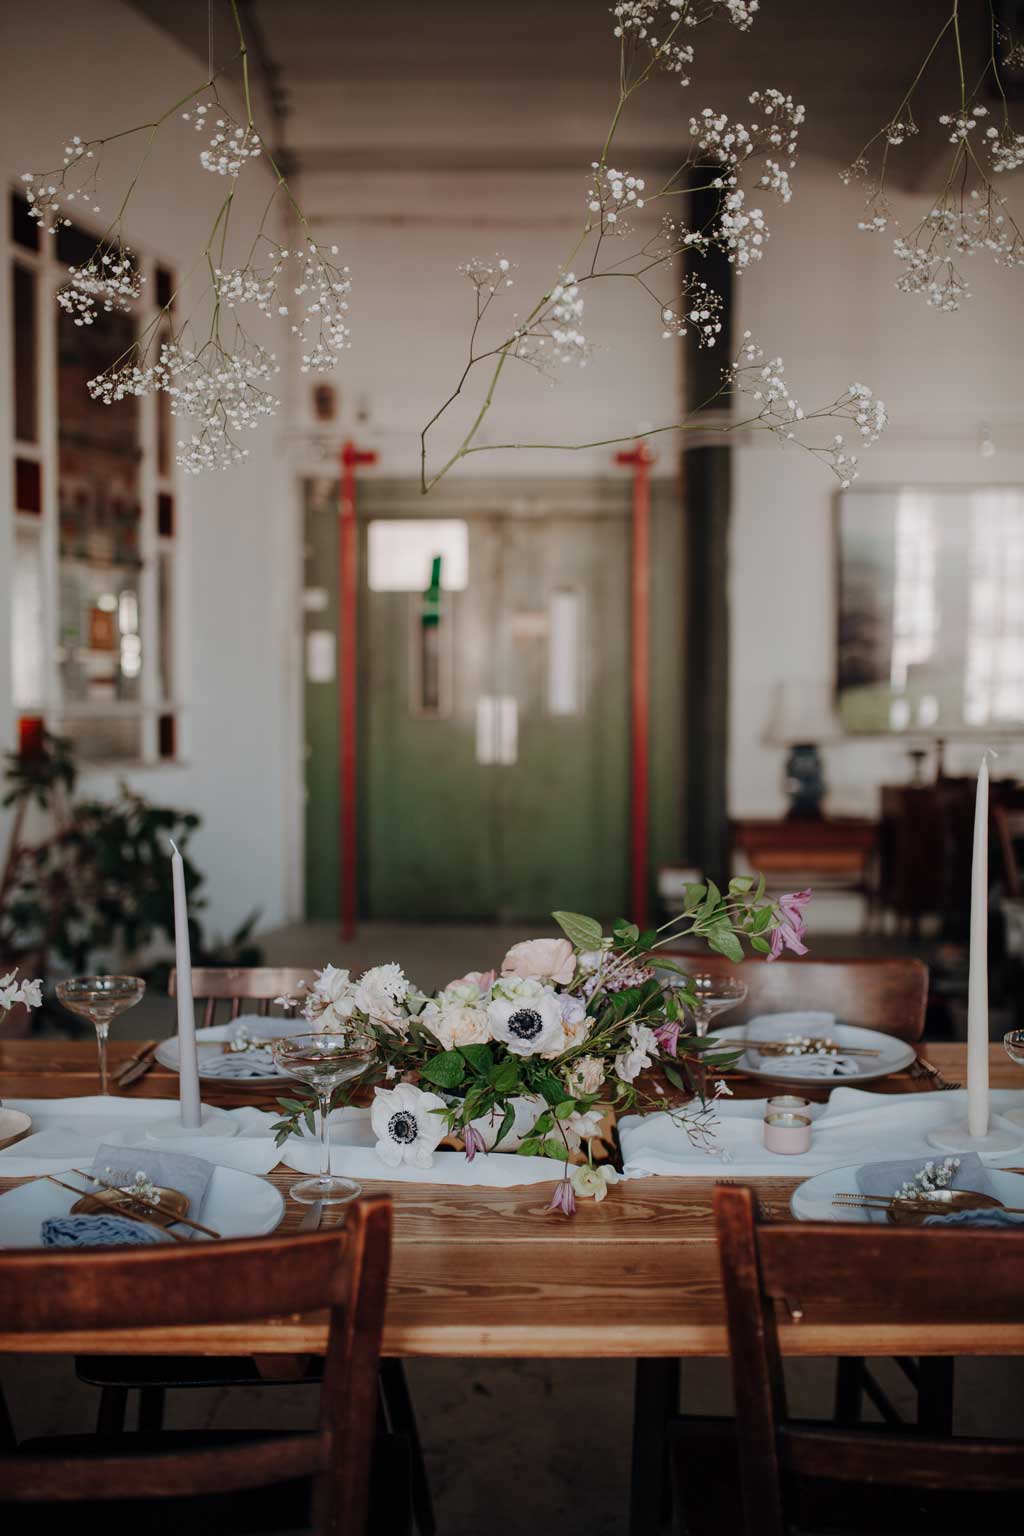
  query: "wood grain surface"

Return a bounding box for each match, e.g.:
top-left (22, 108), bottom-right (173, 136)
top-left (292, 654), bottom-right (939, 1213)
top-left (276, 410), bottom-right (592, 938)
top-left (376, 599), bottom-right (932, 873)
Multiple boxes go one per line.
top-left (1, 1040), bottom-right (1021, 1361)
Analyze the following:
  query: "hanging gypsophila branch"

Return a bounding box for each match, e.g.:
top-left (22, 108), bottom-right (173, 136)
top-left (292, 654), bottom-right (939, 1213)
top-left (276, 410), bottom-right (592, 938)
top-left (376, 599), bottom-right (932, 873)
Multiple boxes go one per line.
top-left (419, 1), bottom-right (887, 493)
top-left (841, 0), bottom-right (1024, 311)
top-left (18, 0), bottom-right (351, 473)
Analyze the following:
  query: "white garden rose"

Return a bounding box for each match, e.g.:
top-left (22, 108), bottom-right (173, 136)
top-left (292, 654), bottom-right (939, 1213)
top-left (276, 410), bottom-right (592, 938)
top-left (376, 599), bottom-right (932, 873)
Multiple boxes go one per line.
top-left (488, 983), bottom-right (566, 1057)
top-left (420, 1001), bottom-right (491, 1050)
top-left (570, 1164), bottom-right (620, 1203)
top-left (565, 1054), bottom-right (605, 1096)
top-left (546, 993), bottom-right (593, 1056)
top-left (371, 1082), bottom-right (448, 1169)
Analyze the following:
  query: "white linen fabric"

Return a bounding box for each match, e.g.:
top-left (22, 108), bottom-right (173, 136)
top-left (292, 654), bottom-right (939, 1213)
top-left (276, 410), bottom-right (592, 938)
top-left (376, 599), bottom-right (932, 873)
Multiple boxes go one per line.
top-left (619, 1087), bottom-right (1024, 1179)
top-left (280, 1105), bottom-right (564, 1187)
top-left (0, 1097), bottom-right (281, 1175)
top-left (762, 1054), bottom-right (859, 1079)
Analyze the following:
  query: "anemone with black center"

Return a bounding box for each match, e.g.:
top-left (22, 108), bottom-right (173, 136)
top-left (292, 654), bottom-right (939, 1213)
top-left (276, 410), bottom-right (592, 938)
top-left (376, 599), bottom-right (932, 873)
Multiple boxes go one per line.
top-left (507, 1007), bottom-right (544, 1041)
top-left (388, 1110), bottom-right (419, 1144)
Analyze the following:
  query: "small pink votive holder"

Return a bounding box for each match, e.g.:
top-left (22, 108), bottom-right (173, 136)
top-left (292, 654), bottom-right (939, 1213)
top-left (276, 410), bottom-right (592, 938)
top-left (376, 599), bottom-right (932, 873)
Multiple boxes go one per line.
top-left (763, 1111), bottom-right (812, 1155)
top-left (766, 1094), bottom-right (811, 1114)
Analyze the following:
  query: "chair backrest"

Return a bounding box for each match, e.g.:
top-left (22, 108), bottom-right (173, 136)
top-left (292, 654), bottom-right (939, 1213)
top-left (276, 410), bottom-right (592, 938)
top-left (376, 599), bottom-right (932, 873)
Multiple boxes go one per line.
top-left (0, 1197), bottom-right (392, 1534)
top-left (658, 954), bottom-right (927, 1042)
top-left (713, 1186), bottom-right (1024, 1536)
top-left (170, 966), bottom-right (311, 1027)
top-left (995, 804), bottom-right (1024, 900)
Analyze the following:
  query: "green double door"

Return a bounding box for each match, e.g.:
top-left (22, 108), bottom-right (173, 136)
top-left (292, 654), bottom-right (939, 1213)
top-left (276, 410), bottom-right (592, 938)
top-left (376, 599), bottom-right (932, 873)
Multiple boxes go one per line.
top-left (303, 479), bottom-right (635, 922)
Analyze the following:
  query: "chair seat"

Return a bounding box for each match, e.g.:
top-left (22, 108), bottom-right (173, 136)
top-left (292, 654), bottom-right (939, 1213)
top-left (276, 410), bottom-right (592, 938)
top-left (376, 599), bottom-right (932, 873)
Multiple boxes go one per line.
top-left (669, 1416), bottom-right (1021, 1536)
top-left (9, 1429), bottom-right (410, 1536)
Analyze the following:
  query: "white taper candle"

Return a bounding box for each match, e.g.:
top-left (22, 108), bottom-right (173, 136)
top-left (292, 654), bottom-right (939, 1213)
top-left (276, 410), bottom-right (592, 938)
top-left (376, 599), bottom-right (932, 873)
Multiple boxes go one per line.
top-left (169, 839), bottom-right (202, 1129)
top-left (966, 754), bottom-right (991, 1139)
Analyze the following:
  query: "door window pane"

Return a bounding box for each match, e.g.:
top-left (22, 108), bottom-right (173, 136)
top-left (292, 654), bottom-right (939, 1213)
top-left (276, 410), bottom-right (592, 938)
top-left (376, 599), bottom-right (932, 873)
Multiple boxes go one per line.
top-left (368, 519), bottom-right (468, 591)
top-left (548, 588), bottom-right (584, 716)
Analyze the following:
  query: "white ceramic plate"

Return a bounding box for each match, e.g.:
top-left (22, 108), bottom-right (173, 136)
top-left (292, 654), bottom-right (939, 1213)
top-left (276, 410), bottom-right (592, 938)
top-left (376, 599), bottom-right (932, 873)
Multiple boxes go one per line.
top-left (790, 1162), bottom-right (1024, 1223)
top-left (0, 1163), bottom-right (284, 1248)
top-left (155, 1023), bottom-right (290, 1085)
top-left (713, 1021), bottom-right (916, 1087)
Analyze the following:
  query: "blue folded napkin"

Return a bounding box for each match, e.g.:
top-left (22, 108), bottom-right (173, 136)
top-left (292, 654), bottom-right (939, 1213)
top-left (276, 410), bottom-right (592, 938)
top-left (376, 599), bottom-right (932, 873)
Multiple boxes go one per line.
top-left (42, 1215), bottom-right (169, 1247)
top-left (856, 1152), bottom-right (1023, 1226)
top-left (40, 1146), bottom-right (215, 1247)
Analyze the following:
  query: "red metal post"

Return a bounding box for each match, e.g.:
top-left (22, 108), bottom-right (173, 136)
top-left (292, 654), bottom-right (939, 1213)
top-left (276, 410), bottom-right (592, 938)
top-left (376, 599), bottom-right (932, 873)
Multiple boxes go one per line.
top-left (616, 441), bottom-right (656, 929)
top-left (338, 439), bottom-right (378, 942)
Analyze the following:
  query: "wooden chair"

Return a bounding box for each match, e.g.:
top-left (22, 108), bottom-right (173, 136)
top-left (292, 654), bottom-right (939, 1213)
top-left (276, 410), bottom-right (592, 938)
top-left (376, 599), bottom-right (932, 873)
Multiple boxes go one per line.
top-left (629, 956), bottom-right (928, 1535)
top-left (657, 954), bottom-right (928, 1042)
top-left (169, 965), bottom-right (312, 1024)
top-left (669, 1186), bottom-right (1024, 1535)
top-left (79, 965), bottom-right (436, 1536)
top-left (1, 1199), bottom-right (401, 1535)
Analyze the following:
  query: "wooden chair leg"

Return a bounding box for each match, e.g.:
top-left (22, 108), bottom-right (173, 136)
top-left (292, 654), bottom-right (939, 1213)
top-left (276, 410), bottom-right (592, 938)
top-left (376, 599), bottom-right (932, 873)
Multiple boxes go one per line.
top-left (96, 1386), bottom-right (128, 1435)
top-left (917, 1357), bottom-right (954, 1435)
top-left (833, 1357), bottom-right (863, 1425)
top-left (138, 1387), bottom-right (165, 1434)
top-left (379, 1359), bottom-right (435, 1536)
top-left (630, 1358), bottom-right (680, 1536)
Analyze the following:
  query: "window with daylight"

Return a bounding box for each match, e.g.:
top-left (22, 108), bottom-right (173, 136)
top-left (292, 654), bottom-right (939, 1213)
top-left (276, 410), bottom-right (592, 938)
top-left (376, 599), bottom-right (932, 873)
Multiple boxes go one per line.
top-left (837, 485), bottom-right (1024, 734)
top-left (6, 193), bottom-right (180, 764)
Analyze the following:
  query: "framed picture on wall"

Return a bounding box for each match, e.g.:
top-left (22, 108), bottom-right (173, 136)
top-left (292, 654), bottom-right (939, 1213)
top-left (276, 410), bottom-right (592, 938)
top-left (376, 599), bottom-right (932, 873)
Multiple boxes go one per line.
top-left (835, 485), bottom-right (1024, 734)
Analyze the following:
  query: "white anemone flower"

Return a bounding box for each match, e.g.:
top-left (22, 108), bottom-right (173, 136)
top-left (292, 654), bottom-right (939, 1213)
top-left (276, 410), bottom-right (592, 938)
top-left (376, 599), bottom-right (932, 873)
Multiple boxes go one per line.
top-left (488, 984), bottom-right (565, 1057)
top-left (371, 1083), bottom-right (447, 1169)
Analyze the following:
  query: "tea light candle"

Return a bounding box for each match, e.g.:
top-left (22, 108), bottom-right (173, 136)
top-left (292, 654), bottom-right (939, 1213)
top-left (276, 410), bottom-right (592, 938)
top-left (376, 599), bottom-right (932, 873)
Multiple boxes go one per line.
top-left (767, 1094), bottom-right (810, 1114)
top-left (763, 1111), bottom-right (812, 1155)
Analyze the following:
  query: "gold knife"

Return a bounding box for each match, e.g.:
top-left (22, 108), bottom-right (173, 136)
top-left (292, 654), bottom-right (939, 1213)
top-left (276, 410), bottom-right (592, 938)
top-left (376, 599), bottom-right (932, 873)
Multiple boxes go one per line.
top-left (114, 1040), bottom-right (158, 1088)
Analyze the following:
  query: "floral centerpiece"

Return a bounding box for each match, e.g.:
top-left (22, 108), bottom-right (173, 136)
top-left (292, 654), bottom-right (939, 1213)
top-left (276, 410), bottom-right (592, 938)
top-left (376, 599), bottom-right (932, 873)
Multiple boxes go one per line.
top-left (272, 877), bottom-right (809, 1214)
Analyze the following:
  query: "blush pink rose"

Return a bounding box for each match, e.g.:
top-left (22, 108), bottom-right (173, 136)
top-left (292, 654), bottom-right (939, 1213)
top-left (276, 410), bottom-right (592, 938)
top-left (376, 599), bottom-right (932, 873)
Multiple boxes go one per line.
top-left (501, 938), bottom-right (576, 986)
top-left (447, 969), bottom-right (497, 991)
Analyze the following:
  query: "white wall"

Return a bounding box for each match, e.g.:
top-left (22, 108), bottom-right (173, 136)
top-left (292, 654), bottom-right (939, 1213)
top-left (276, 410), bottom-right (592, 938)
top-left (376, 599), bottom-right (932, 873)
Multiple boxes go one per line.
top-left (0, 0), bottom-right (298, 940)
top-left (731, 155), bottom-right (1024, 819)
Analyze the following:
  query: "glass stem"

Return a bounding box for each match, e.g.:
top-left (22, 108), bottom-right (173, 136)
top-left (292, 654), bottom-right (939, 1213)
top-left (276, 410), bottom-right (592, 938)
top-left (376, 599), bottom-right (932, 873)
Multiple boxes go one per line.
top-left (318, 1090), bottom-right (333, 1184)
top-left (95, 1021), bottom-right (110, 1094)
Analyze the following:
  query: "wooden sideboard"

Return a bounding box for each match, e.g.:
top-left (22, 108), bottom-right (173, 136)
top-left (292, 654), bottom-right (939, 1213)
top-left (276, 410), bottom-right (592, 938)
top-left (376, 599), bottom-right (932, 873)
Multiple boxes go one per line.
top-left (730, 817), bottom-right (877, 893)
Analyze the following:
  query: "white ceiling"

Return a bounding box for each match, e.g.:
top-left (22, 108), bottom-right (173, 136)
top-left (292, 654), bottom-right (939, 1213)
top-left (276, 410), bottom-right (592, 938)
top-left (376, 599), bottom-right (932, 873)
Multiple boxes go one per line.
top-left (127, 0), bottom-right (974, 180)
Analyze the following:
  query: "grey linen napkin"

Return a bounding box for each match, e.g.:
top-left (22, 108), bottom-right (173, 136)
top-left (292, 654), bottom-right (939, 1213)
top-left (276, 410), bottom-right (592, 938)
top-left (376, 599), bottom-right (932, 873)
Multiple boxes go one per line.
top-left (855, 1153), bottom-right (1021, 1227)
top-left (41, 1145), bottom-right (215, 1247)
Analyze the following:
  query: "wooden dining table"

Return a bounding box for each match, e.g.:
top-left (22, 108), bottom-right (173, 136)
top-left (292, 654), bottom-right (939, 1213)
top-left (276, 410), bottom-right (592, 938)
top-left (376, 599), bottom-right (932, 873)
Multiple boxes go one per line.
top-left (1, 1039), bottom-right (1022, 1361)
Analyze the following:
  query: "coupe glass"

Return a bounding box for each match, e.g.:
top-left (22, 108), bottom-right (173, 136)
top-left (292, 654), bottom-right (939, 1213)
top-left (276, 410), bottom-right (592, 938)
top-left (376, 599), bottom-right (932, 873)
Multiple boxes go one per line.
top-left (1001, 1030), bottom-right (1024, 1127)
top-left (271, 1032), bottom-right (373, 1205)
top-left (56, 975), bottom-right (146, 1094)
top-left (686, 973), bottom-right (749, 1037)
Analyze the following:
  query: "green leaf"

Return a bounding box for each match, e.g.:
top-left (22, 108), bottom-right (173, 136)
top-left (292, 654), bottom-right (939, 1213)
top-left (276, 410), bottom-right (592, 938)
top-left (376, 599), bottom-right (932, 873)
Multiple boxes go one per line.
top-left (663, 1061), bottom-right (688, 1094)
top-left (751, 906), bottom-right (773, 934)
top-left (554, 1100), bottom-right (576, 1120)
top-left (750, 934), bottom-right (771, 954)
top-left (551, 910), bottom-right (603, 951)
top-left (651, 957), bottom-right (692, 979)
top-left (492, 1104), bottom-right (516, 1150)
top-left (704, 878), bottom-right (722, 911)
top-left (517, 1138), bottom-right (541, 1157)
top-left (532, 1111), bottom-right (554, 1136)
top-left (277, 1098), bottom-right (310, 1114)
top-left (537, 1075), bottom-right (567, 1106)
top-left (636, 929), bottom-right (658, 952)
top-left (541, 1137), bottom-right (569, 1160)
top-left (613, 919), bottom-right (640, 944)
top-left (418, 1050), bottom-right (467, 1090)
top-left (728, 875), bottom-right (754, 894)
top-left (684, 882), bottom-right (707, 911)
top-left (303, 1107), bottom-right (317, 1134)
top-left (490, 1060), bottom-right (520, 1093)
top-left (706, 926), bottom-right (744, 963)
top-left (457, 1044), bottom-right (494, 1076)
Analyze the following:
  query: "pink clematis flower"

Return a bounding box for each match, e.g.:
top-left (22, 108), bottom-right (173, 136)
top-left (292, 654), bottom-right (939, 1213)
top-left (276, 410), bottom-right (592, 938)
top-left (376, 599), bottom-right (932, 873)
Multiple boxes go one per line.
top-left (653, 1019), bottom-right (681, 1057)
top-left (548, 1178), bottom-right (576, 1217)
top-left (768, 889), bottom-right (812, 960)
top-left (463, 1124), bottom-right (487, 1163)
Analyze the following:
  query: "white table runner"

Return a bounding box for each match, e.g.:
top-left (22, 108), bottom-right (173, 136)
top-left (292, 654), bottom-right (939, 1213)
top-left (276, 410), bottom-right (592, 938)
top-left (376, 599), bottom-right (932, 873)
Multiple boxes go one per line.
top-left (619, 1087), bottom-right (1024, 1179)
top-left (0, 1097), bottom-right (281, 1176)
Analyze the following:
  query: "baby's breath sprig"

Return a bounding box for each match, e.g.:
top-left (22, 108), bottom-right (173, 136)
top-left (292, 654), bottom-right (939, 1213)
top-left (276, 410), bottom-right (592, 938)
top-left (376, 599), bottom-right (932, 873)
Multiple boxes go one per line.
top-left (841, 0), bottom-right (1024, 311)
top-left (20, 0), bottom-right (351, 474)
top-left (419, 3), bottom-right (884, 493)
